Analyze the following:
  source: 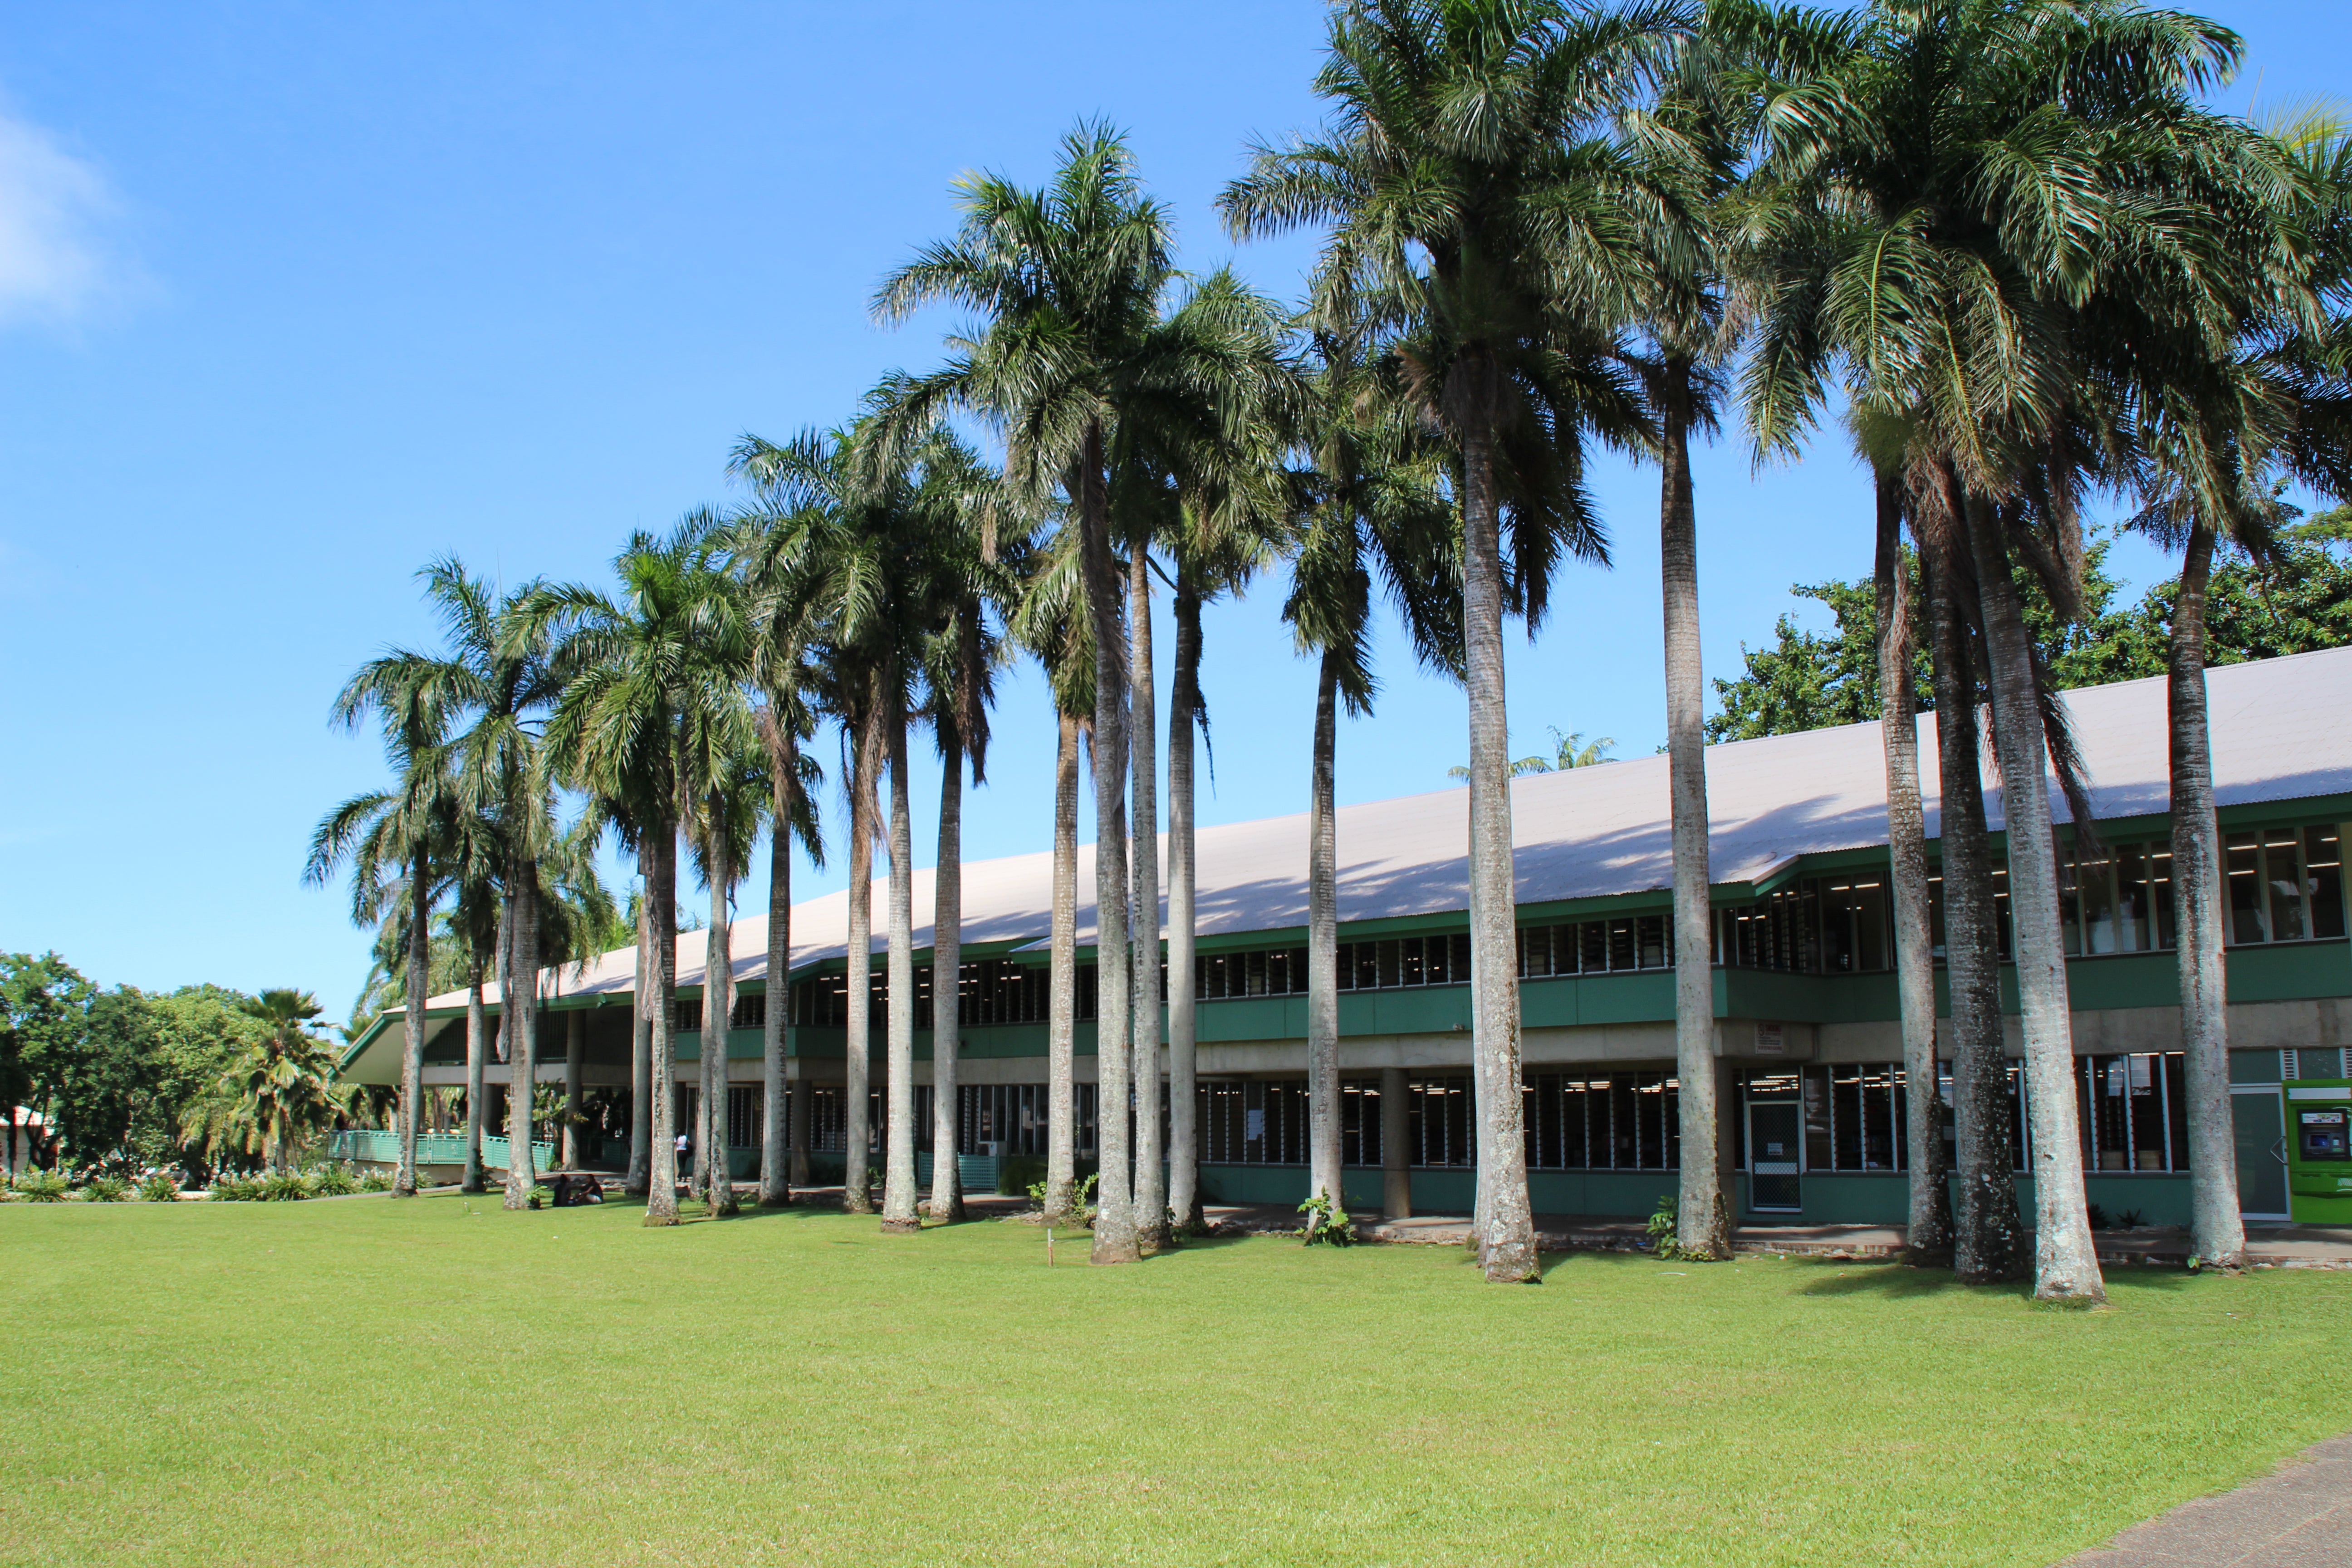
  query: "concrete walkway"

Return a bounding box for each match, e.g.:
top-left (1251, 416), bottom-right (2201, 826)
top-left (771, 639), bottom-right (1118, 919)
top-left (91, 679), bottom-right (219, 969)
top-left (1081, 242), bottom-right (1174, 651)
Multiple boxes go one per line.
top-left (2058, 1435), bottom-right (2352, 1566)
top-left (1198, 1205), bottom-right (2352, 1269)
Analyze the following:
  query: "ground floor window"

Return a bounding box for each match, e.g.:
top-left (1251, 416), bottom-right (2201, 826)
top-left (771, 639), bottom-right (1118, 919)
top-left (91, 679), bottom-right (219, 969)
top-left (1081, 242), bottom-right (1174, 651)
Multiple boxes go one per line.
top-left (1524, 1073), bottom-right (1680, 1170)
top-left (1198, 1079), bottom-right (1310, 1165)
top-left (956, 1083), bottom-right (1096, 1159)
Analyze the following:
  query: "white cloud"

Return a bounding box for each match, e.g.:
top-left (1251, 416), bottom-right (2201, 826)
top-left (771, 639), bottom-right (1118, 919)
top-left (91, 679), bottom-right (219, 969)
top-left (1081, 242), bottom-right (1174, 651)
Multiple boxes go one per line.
top-left (0, 104), bottom-right (124, 329)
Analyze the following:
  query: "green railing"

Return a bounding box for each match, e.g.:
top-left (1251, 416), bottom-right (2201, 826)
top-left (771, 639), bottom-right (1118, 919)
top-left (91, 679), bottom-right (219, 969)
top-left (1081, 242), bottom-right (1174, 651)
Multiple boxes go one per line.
top-left (329, 1129), bottom-right (557, 1172)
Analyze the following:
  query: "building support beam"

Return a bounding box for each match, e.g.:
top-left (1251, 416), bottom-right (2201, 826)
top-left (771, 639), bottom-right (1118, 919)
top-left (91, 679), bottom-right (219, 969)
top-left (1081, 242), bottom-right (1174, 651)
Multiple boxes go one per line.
top-left (562, 1012), bottom-right (584, 1168)
top-left (1381, 1066), bottom-right (1411, 1220)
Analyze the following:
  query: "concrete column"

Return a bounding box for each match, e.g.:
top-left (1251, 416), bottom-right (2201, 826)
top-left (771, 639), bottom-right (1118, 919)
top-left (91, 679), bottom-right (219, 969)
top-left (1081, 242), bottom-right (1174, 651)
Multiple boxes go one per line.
top-left (1714, 1050), bottom-right (1740, 1232)
top-left (562, 1011), bottom-right (584, 1168)
top-left (1381, 1066), bottom-right (1411, 1220)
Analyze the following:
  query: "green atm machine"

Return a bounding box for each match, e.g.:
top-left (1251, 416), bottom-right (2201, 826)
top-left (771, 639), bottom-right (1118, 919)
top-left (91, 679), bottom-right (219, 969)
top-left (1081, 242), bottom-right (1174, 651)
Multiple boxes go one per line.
top-left (2286, 1079), bottom-right (2352, 1223)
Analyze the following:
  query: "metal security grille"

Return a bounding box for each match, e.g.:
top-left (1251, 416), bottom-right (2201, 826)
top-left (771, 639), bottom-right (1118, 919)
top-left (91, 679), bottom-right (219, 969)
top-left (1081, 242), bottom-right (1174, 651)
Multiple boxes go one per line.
top-left (727, 1086), bottom-right (761, 1149)
top-left (955, 1082), bottom-right (1095, 1157)
top-left (1197, 1080), bottom-right (1309, 1164)
top-left (1404, 1077), bottom-right (1473, 1167)
top-left (1523, 1073), bottom-right (1680, 1170)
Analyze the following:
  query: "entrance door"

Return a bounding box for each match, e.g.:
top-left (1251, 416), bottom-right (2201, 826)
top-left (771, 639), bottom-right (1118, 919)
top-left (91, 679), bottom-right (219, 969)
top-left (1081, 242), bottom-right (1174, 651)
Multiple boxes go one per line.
top-left (2233, 1087), bottom-right (2289, 1221)
top-left (1749, 1101), bottom-right (1802, 1213)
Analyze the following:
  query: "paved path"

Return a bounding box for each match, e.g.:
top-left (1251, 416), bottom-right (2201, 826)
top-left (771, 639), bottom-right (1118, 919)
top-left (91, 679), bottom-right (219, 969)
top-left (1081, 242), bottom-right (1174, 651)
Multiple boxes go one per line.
top-left (2058, 1435), bottom-right (2352, 1566)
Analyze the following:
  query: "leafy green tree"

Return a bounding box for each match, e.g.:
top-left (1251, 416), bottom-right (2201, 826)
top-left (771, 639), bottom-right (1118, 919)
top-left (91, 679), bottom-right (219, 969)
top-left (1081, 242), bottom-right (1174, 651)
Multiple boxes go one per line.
top-left (1708, 536), bottom-right (2352, 740)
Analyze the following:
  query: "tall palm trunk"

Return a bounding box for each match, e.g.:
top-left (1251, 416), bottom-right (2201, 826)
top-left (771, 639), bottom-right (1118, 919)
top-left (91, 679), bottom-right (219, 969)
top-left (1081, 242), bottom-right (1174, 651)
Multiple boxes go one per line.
top-left (644, 803), bottom-right (681, 1225)
top-left (1128, 545), bottom-right (1166, 1252)
top-left (1929, 506), bottom-right (2025, 1281)
top-left (1963, 495), bottom-right (2104, 1304)
top-left (2170, 522), bottom-right (2244, 1268)
top-left (701, 809), bottom-right (737, 1216)
top-left (761, 730), bottom-right (797, 1207)
top-left (882, 711), bottom-right (921, 1233)
top-left (1166, 576), bottom-right (1204, 1232)
top-left (842, 710), bottom-right (879, 1215)
top-left (502, 861), bottom-right (542, 1210)
top-left (1078, 428), bottom-right (1139, 1265)
top-left (929, 724), bottom-right (967, 1225)
top-left (1044, 707), bottom-right (1081, 1227)
top-left (462, 973), bottom-right (488, 1194)
top-left (1660, 384), bottom-right (1727, 1260)
top-left (1306, 648), bottom-right (1344, 1222)
top-left (1459, 403), bottom-right (1537, 1283)
top-left (1877, 477), bottom-right (1950, 1263)
top-left (397, 848), bottom-right (429, 1197)
top-left (627, 850), bottom-right (652, 1197)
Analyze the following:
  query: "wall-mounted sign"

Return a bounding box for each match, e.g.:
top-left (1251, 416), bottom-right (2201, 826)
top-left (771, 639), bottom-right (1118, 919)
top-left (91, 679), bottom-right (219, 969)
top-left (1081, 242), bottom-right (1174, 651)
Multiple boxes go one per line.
top-left (1755, 1021), bottom-right (1785, 1057)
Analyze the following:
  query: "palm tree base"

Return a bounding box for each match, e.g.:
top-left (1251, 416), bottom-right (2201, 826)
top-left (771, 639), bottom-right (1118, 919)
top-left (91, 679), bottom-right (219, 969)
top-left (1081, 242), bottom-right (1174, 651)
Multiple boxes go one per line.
top-left (1089, 1235), bottom-right (1142, 1266)
top-left (879, 1217), bottom-right (921, 1234)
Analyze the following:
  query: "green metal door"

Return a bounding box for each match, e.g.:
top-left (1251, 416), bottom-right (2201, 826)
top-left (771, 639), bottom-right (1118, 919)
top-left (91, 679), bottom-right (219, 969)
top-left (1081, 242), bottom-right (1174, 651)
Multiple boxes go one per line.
top-left (2232, 1088), bottom-right (2288, 1220)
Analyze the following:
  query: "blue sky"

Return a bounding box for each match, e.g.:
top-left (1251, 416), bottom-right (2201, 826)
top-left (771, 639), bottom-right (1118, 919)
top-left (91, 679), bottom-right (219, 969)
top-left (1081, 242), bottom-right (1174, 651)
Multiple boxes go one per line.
top-left (0, 1), bottom-right (2340, 1017)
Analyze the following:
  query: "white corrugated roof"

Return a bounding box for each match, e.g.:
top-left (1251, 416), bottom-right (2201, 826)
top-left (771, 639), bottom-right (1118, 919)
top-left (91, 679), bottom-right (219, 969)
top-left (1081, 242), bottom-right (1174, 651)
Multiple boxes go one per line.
top-left (436, 645), bottom-right (2352, 1012)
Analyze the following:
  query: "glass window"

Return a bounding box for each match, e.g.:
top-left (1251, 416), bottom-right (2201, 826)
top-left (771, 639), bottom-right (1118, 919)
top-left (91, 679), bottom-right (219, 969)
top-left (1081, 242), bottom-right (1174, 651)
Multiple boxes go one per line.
top-left (1636, 914), bottom-right (1667, 969)
top-left (2309, 827), bottom-right (2347, 940)
top-left (1831, 1065), bottom-right (1863, 1170)
top-left (1400, 937), bottom-right (1425, 987)
top-left (2266, 828), bottom-right (2309, 942)
top-left (2114, 844), bottom-right (2155, 952)
top-left (1802, 1066), bottom-right (1832, 1171)
top-left (1607, 918), bottom-right (1636, 972)
top-left (1376, 940), bottom-right (1401, 988)
top-left (2226, 831), bottom-right (2266, 943)
top-left (2077, 846), bottom-right (2121, 954)
top-left (2147, 843), bottom-right (2177, 949)
top-left (1520, 926), bottom-right (1552, 978)
top-left (1578, 922), bottom-right (1607, 973)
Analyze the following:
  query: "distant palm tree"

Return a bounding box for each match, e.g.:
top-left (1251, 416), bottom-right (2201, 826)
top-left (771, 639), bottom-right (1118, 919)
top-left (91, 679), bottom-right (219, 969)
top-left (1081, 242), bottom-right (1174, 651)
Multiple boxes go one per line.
top-left (1007, 535), bottom-right (1094, 1228)
top-left (1287, 336), bottom-right (1458, 1228)
top-left (875, 124), bottom-right (1284, 1264)
top-left (534, 523), bottom-right (745, 1226)
top-left (312, 587), bottom-right (462, 1199)
top-left (190, 990), bottom-right (339, 1175)
top-left (1444, 728), bottom-right (1614, 781)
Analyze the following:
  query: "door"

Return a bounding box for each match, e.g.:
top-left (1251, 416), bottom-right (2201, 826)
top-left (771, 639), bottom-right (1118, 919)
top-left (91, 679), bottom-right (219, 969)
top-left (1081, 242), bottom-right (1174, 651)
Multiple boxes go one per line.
top-left (1749, 1101), bottom-right (1802, 1213)
top-left (2232, 1087), bottom-right (2288, 1221)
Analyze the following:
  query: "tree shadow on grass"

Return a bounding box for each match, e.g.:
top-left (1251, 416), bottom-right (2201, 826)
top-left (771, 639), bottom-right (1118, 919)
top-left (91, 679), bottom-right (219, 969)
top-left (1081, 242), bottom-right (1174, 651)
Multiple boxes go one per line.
top-left (1794, 1259), bottom-right (2199, 1301)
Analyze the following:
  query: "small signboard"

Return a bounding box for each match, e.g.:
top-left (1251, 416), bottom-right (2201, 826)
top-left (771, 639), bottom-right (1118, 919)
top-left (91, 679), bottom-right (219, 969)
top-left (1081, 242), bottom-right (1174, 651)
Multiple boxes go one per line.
top-left (1755, 1021), bottom-right (1785, 1057)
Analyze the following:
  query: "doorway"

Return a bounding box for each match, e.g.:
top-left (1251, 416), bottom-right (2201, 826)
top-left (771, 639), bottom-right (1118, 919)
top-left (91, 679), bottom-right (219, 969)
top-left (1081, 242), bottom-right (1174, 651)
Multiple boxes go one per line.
top-left (2233, 1086), bottom-right (2288, 1221)
top-left (1749, 1100), bottom-right (1802, 1213)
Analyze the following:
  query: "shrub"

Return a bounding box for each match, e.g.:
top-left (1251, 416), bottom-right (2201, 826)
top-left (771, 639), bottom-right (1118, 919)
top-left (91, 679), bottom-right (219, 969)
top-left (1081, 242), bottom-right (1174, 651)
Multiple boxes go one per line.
top-left (83, 1174), bottom-right (131, 1203)
top-left (210, 1172), bottom-right (264, 1201)
top-left (314, 1163), bottom-right (358, 1197)
top-left (1647, 1194), bottom-right (1690, 1260)
top-left (1298, 1188), bottom-right (1357, 1246)
top-left (260, 1169), bottom-right (318, 1201)
top-left (999, 1154), bottom-right (1047, 1198)
top-left (357, 1169), bottom-right (395, 1193)
top-left (12, 1169), bottom-right (70, 1203)
top-left (137, 1171), bottom-right (182, 1203)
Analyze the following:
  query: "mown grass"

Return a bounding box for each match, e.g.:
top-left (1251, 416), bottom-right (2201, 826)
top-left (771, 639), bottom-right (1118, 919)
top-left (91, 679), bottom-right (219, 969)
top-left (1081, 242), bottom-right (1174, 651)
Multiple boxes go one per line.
top-left (4, 1194), bottom-right (2346, 1568)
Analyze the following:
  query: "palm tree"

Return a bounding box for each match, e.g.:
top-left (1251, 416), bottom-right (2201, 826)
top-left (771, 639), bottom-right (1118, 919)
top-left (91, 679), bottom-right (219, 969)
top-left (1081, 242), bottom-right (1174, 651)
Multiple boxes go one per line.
top-left (875, 125), bottom-right (1284, 1263)
top-left (1222, 0), bottom-right (1657, 1280)
top-left (729, 514), bottom-right (828, 1208)
top-left (687, 735), bottom-right (763, 1217)
top-left (313, 578), bottom-right (470, 1198)
top-left (1736, 0), bottom-right (2310, 1303)
top-left (1286, 337), bottom-right (1460, 1230)
top-left (1008, 539), bottom-right (1095, 1227)
top-left (200, 990), bottom-right (339, 1174)
top-left (734, 419), bottom-right (982, 1227)
top-left (535, 523), bottom-right (743, 1226)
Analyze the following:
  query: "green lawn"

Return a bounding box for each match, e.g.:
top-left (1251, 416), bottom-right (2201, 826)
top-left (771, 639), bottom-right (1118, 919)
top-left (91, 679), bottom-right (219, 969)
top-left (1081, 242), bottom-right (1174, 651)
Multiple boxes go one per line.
top-left (5, 1196), bottom-right (2347, 1568)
